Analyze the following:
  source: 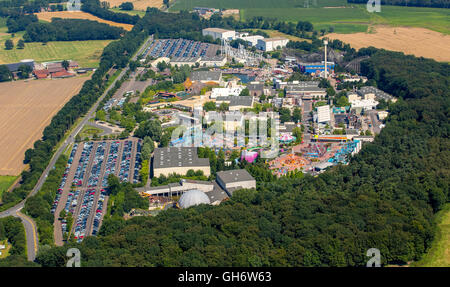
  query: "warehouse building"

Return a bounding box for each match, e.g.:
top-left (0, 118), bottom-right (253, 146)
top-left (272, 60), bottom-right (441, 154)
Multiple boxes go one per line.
top-left (191, 70), bottom-right (223, 85)
top-left (238, 34), bottom-right (264, 46)
top-left (256, 37), bottom-right (289, 52)
top-left (216, 169), bottom-right (256, 196)
top-left (285, 85), bottom-right (327, 99)
top-left (299, 61), bottom-right (335, 75)
top-left (202, 28), bottom-right (236, 41)
top-left (170, 56), bottom-right (201, 67)
top-left (199, 55), bottom-right (227, 67)
top-left (152, 147), bottom-right (211, 177)
top-left (215, 96), bottom-right (254, 111)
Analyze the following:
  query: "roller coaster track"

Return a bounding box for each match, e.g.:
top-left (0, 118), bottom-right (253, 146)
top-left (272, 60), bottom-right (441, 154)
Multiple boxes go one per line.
top-left (344, 56), bottom-right (370, 74)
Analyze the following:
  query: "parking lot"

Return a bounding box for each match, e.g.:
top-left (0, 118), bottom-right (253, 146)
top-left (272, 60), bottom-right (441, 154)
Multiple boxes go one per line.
top-left (52, 138), bottom-right (143, 245)
top-left (144, 39), bottom-right (219, 59)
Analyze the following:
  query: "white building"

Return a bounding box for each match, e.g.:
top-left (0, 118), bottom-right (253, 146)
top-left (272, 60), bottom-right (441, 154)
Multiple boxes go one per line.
top-left (237, 35), bottom-right (264, 46)
top-left (256, 37), bottom-right (289, 52)
top-left (170, 57), bottom-right (201, 67)
top-left (211, 86), bottom-right (244, 98)
top-left (350, 99), bottom-right (379, 110)
top-left (317, 105), bottom-right (331, 123)
top-left (202, 28), bottom-right (236, 41)
top-left (378, 110), bottom-right (389, 120)
top-left (199, 55), bottom-right (227, 67)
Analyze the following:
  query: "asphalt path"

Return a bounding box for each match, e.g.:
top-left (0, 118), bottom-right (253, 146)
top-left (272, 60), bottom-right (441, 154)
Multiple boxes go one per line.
top-left (0, 36), bottom-right (153, 261)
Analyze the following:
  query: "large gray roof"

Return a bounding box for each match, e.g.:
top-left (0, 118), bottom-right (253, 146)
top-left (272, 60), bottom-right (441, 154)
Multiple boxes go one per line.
top-left (285, 86), bottom-right (325, 93)
top-left (153, 147), bottom-right (210, 169)
top-left (358, 86), bottom-right (393, 101)
top-left (247, 83), bottom-right (264, 91)
top-left (191, 70), bottom-right (222, 82)
top-left (215, 96), bottom-right (253, 107)
top-left (216, 169), bottom-right (255, 184)
top-left (6, 60), bottom-right (34, 72)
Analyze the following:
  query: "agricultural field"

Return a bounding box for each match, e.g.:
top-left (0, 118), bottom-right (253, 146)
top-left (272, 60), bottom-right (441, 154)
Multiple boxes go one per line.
top-left (412, 204), bottom-right (450, 267)
top-left (0, 40), bottom-right (112, 68)
top-left (35, 11), bottom-right (134, 31)
top-left (171, 1), bottom-right (449, 35)
top-left (106, 0), bottom-right (164, 10)
top-left (0, 175), bottom-right (17, 201)
top-left (0, 77), bottom-right (89, 176)
top-left (170, 0), bottom-right (349, 10)
top-left (326, 26), bottom-right (450, 62)
top-left (0, 13), bottom-right (113, 67)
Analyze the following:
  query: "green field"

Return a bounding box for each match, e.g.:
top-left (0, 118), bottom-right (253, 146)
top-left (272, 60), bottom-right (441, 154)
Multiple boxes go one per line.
top-left (412, 204), bottom-right (450, 267)
top-left (109, 8), bottom-right (147, 17)
top-left (0, 176), bottom-right (17, 200)
top-left (0, 38), bottom-right (113, 68)
top-left (170, 0), bottom-right (450, 34)
top-left (170, 0), bottom-right (349, 10)
top-left (242, 6), bottom-right (369, 33)
top-left (0, 18), bottom-right (114, 67)
top-left (368, 5), bottom-right (450, 34)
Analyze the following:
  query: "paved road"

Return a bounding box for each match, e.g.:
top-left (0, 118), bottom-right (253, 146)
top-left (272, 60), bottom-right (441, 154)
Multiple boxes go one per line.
top-left (0, 35), bottom-right (153, 261)
top-left (367, 110), bottom-right (382, 135)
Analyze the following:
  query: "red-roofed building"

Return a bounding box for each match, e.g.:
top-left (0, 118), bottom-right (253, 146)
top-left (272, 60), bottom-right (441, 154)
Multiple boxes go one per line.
top-left (51, 70), bottom-right (75, 78)
top-left (34, 69), bottom-right (49, 79)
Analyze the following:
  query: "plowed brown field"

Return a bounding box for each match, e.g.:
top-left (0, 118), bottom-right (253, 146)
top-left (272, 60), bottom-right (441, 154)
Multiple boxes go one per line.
top-left (0, 77), bottom-right (89, 176)
top-left (326, 26), bottom-right (450, 62)
top-left (106, 0), bottom-right (163, 10)
top-left (35, 11), bottom-right (134, 31)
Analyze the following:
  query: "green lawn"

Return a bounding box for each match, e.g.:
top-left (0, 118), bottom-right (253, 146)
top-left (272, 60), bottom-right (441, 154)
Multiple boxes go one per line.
top-left (0, 176), bottom-right (18, 201)
top-left (412, 204), bottom-right (450, 267)
top-left (0, 39), bottom-right (113, 68)
top-left (79, 125), bottom-right (104, 139)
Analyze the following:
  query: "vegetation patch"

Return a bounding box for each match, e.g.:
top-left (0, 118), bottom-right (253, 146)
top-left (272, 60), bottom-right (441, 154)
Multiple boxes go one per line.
top-left (412, 204), bottom-right (450, 267)
top-left (0, 176), bottom-right (18, 201)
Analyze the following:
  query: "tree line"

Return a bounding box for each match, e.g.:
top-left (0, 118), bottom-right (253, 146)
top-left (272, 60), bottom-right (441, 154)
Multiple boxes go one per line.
top-left (23, 18), bottom-right (125, 42)
top-left (81, 0), bottom-right (140, 25)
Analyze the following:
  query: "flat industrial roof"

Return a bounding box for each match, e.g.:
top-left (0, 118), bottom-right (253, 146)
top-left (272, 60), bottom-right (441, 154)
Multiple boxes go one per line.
top-left (203, 27), bottom-right (234, 33)
top-left (216, 169), bottom-right (255, 184)
top-left (153, 147), bottom-right (210, 169)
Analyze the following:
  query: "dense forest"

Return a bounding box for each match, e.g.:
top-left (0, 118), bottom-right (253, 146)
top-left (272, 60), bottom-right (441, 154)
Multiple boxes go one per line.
top-left (6, 14), bottom-right (37, 33)
top-left (23, 18), bottom-right (125, 42)
top-left (347, 0), bottom-right (450, 8)
top-left (32, 47), bottom-right (449, 266)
